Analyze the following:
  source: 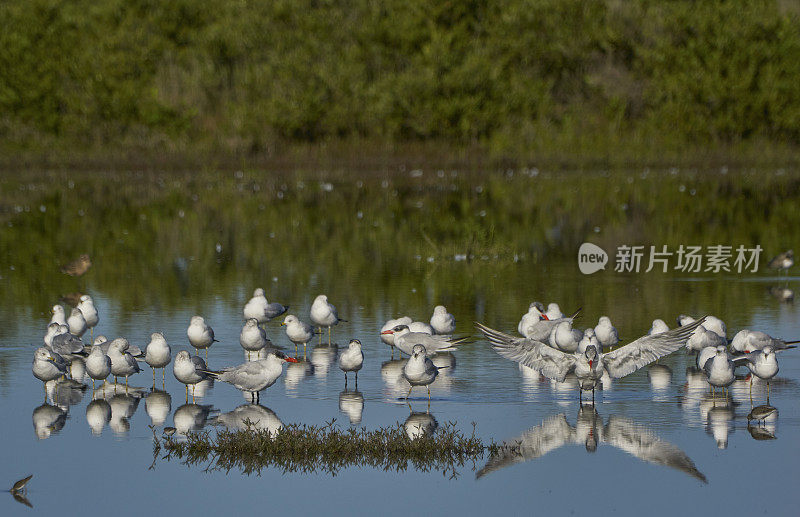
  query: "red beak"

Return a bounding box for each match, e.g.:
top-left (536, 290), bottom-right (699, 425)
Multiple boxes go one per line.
top-left (589, 360), bottom-right (593, 368)
top-left (285, 357), bottom-right (299, 363)
top-left (541, 314), bottom-right (549, 321)
top-left (380, 330), bottom-right (394, 335)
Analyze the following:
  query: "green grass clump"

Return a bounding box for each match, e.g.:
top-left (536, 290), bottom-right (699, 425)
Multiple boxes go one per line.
top-left (155, 420), bottom-right (486, 478)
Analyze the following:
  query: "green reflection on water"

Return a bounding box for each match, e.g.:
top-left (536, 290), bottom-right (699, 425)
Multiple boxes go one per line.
top-left (0, 169), bottom-right (796, 345)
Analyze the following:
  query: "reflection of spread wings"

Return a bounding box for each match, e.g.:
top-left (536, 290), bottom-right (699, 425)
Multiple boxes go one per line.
top-left (475, 323), bottom-right (576, 382)
top-left (476, 414), bottom-right (574, 478)
top-left (603, 318), bottom-right (706, 378)
top-left (604, 416), bottom-right (707, 483)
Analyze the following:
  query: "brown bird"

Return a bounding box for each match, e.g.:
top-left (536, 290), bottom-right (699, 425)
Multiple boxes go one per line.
top-left (61, 254), bottom-right (92, 276)
top-left (9, 474), bottom-right (33, 508)
top-left (59, 292), bottom-right (85, 307)
top-left (768, 250), bottom-right (793, 272)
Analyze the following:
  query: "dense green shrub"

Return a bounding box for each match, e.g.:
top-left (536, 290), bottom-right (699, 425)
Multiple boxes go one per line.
top-left (0, 0), bottom-right (798, 160)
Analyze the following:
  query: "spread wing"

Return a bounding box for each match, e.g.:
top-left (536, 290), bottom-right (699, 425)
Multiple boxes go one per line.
top-left (477, 414), bottom-right (574, 478)
top-left (604, 416), bottom-right (707, 482)
top-left (603, 318), bottom-right (706, 378)
top-left (475, 322), bottom-right (576, 382)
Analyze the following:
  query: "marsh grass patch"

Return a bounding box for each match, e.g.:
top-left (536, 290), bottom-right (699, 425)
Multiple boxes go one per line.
top-left (153, 419), bottom-right (491, 478)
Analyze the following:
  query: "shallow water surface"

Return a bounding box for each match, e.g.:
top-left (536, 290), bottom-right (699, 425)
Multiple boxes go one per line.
top-left (1, 172), bottom-right (799, 515)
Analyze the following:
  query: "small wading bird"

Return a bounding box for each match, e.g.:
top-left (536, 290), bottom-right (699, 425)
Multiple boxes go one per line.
top-left (281, 314), bottom-right (315, 355)
top-left (338, 339), bottom-right (364, 388)
top-left (77, 295), bottom-right (99, 340)
top-left (239, 318), bottom-right (270, 359)
top-left (187, 316), bottom-right (217, 358)
top-left (430, 305), bottom-right (456, 335)
top-left (61, 254), bottom-right (92, 277)
top-left (9, 474), bottom-right (33, 508)
top-left (402, 344), bottom-right (449, 402)
top-left (733, 346), bottom-right (781, 398)
top-left (310, 294), bottom-right (345, 344)
top-left (173, 351), bottom-right (209, 401)
top-left (475, 318), bottom-right (705, 402)
top-left (85, 346), bottom-right (111, 389)
top-left (747, 404), bottom-right (777, 425)
top-left (32, 348), bottom-right (66, 396)
top-left (144, 332), bottom-right (172, 384)
top-left (768, 249), bottom-right (794, 274)
top-left (243, 288), bottom-right (289, 325)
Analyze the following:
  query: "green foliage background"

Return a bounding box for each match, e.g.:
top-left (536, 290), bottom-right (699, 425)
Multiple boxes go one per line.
top-left (1, 0), bottom-right (799, 165)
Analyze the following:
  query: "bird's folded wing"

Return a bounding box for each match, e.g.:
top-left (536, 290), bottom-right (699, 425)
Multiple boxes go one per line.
top-left (603, 317), bottom-right (706, 378)
top-left (475, 322), bottom-right (575, 382)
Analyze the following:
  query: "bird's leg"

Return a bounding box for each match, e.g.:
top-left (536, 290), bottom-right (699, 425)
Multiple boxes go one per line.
top-left (192, 384), bottom-right (196, 402)
top-left (427, 385), bottom-right (431, 401)
top-left (185, 384), bottom-right (189, 403)
top-left (205, 348), bottom-right (208, 360)
top-left (328, 327), bottom-right (331, 345)
top-left (90, 327), bottom-right (94, 341)
top-left (162, 368), bottom-right (166, 382)
top-left (153, 368), bottom-right (156, 383)
top-left (406, 385), bottom-right (413, 400)
top-left (391, 347), bottom-right (394, 360)
top-left (767, 381), bottom-right (770, 401)
top-left (295, 343), bottom-right (298, 355)
top-left (355, 371), bottom-right (358, 389)
top-left (318, 329), bottom-right (322, 344)
top-left (256, 391), bottom-right (259, 404)
top-left (344, 373), bottom-right (348, 389)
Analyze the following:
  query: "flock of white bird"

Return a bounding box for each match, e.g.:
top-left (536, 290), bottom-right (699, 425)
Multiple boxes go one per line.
top-left (477, 301), bottom-right (795, 404)
top-left (33, 292), bottom-right (794, 419)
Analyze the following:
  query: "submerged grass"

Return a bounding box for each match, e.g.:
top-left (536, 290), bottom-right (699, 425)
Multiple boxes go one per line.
top-left (155, 420), bottom-right (488, 478)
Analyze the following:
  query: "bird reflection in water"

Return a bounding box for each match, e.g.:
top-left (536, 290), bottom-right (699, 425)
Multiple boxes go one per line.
top-left (32, 403), bottom-right (67, 440)
top-left (145, 389), bottom-right (172, 427)
top-left (212, 404), bottom-right (283, 435)
top-left (478, 405), bottom-right (707, 483)
top-left (284, 359), bottom-right (314, 393)
top-left (310, 344), bottom-right (338, 378)
top-left (108, 393), bottom-right (143, 435)
top-left (339, 389), bottom-right (364, 426)
top-left (47, 377), bottom-right (87, 410)
top-left (173, 403), bottom-right (217, 435)
top-left (697, 392), bottom-right (736, 449)
top-left (768, 286), bottom-right (794, 303)
top-left (85, 399), bottom-right (112, 436)
top-left (404, 410), bottom-right (438, 440)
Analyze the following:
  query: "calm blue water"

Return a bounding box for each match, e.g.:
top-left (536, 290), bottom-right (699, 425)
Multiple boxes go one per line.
top-left (1, 266), bottom-right (799, 516)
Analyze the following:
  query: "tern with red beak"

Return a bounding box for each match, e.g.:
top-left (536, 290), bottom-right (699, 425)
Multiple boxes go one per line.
top-left (381, 324), bottom-right (467, 356)
top-left (202, 350), bottom-right (298, 404)
top-left (476, 317), bottom-right (706, 402)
